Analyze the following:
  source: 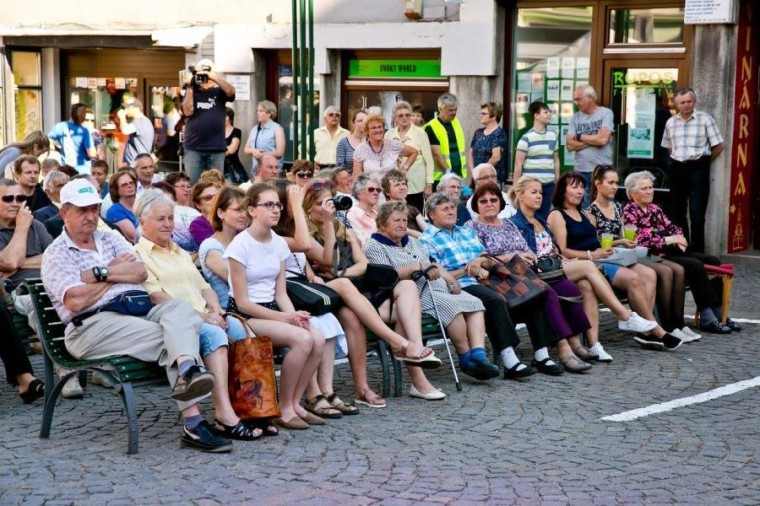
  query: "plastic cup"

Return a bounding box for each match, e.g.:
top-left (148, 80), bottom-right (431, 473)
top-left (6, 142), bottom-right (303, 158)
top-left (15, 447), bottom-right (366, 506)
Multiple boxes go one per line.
top-left (600, 233), bottom-right (614, 249)
top-left (623, 226), bottom-right (637, 242)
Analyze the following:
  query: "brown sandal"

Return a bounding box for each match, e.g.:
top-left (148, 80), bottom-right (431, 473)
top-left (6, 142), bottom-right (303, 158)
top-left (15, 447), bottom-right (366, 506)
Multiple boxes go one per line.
top-left (306, 395), bottom-right (343, 419)
top-left (326, 393), bottom-right (359, 415)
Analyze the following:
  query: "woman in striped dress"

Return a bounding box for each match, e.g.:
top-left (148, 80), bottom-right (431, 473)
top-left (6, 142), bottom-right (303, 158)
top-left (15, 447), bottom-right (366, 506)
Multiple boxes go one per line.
top-left (364, 201), bottom-right (501, 394)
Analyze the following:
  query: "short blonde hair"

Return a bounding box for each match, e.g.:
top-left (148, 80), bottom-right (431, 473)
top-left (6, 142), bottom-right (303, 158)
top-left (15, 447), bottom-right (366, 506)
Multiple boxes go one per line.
top-left (363, 114), bottom-right (385, 136)
top-left (257, 100), bottom-right (277, 119)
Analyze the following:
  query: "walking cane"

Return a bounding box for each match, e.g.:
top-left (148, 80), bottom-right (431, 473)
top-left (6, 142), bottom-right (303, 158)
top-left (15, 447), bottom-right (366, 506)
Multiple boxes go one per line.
top-left (412, 265), bottom-right (462, 392)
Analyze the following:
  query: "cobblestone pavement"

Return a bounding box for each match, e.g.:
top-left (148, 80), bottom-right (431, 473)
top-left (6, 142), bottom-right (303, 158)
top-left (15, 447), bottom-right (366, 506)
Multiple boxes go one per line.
top-left (1, 266), bottom-right (759, 505)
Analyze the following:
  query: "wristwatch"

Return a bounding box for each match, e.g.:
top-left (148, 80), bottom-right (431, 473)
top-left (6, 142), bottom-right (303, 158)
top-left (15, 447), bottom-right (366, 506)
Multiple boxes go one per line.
top-left (575, 133), bottom-right (582, 142)
top-left (92, 266), bottom-right (109, 282)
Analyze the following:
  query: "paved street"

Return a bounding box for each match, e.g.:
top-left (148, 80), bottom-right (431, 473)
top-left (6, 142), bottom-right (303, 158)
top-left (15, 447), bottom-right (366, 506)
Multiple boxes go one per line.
top-left (1, 266), bottom-right (759, 505)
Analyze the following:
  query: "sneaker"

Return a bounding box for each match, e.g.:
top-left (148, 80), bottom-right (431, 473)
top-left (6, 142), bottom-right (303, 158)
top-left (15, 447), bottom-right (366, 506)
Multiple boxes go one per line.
top-left (90, 372), bottom-right (113, 388)
top-left (633, 334), bottom-right (666, 351)
top-left (171, 365), bottom-right (215, 401)
top-left (618, 312), bottom-right (658, 333)
top-left (662, 333), bottom-right (683, 351)
top-left (181, 421), bottom-right (233, 453)
top-left (61, 376), bottom-right (84, 399)
top-left (588, 342), bottom-right (613, 363)
top-left (681, 326), bottom-right (702, 341)
top-left (700, 320), bottom-right (731, 335)
top-left (673, 328), bottom-right (699, 343)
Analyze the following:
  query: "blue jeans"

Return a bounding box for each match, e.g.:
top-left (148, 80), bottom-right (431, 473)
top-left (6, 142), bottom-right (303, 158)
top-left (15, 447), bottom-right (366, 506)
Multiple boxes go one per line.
top-left (579, 172), bottom-right (592, 209)
top-left (537, 181), bottom-right (555, 221)
top-left (199, 315), bottom-right (247, 357)
top-left (183, 150), bottom-right (226, 185)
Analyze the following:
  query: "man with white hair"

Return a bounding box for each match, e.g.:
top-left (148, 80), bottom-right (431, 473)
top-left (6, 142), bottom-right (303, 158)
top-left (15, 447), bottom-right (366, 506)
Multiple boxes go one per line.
top-left (33, 171), bottom-right (70, 223)
top-left (425, 93), bottom-right (469, 184)
top-left (313, 105), bottom-right (349, 169)
top-left (466, 163), bottom-right (515, 220)
top-left (566, 84), bottom-right (614, 207)
top-left (181, 58), bottom-right (236, 185)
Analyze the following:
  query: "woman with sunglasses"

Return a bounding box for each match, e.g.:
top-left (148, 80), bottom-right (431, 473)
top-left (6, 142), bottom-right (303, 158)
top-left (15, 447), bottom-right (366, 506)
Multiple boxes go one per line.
top-left (289, 159), bottom-right (315, 187)
top-left (346, 174), bottom-right (382, 246)
top-left (225, 183), bottom-right (325, 430)
top-left (335, 109), bottom-right (368, 171)
top-left (353, 114), bottom-right (416, 180)
top-left (105, 171), bottom-right (139, 243)
top-left (589, 165), bottom-right (695, 342)
top-left (466, 182), bottom-right (593, 373)
top-left (547, 172), bottom-right (681, 351)
top-left (189, 179), bottom-right (223, 246)
top-left (294, 178), bottom-right (441, 407)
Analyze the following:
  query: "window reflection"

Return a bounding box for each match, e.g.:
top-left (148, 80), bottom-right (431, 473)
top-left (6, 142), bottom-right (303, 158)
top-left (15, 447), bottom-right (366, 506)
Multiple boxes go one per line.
top-left (609, 8), bottom-right (685, 44)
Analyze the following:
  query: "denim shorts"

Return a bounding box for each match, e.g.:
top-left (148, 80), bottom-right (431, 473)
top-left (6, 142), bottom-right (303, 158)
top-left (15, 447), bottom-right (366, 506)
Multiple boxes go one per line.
top-left (597, 261), bottom-right (622, 282)
top-left (198, 314), bottom-right (247, 356)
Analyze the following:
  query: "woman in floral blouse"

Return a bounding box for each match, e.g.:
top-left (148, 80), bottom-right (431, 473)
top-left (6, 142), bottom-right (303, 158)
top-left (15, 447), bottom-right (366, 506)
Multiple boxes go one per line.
top-left (589, 165), bottom-right (695, 342)
top-left (622, 170), bottom-right (740, 335)
top-left (465, 182), bottom-right (592, 373)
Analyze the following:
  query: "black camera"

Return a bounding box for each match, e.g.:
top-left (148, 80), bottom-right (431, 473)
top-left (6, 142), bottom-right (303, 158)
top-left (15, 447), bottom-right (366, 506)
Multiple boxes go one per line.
top-left (188, 65), bottom-right (209, 86)
top-left (331, 195), bottom-right (353, 211)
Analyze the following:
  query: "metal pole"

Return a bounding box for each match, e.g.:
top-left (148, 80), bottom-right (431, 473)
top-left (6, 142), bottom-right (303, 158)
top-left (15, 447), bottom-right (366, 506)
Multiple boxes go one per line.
top-left (308, 0), bottom-right (315, 161)
top-left (299, 0), bottom-right (308, 162)
top-left (291, 0), bottom-right (299, 162)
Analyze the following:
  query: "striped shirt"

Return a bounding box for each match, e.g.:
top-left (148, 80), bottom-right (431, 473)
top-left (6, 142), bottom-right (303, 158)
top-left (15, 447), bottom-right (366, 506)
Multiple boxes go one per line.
top-left (515, 128), bottom-right (557, 182)
top-left (661, 110), bottom-right (723, 162)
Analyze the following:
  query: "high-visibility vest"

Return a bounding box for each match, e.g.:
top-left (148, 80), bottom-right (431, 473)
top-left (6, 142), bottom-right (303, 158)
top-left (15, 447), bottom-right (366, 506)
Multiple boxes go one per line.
top-left (425, 116), bottom-right (467, 180)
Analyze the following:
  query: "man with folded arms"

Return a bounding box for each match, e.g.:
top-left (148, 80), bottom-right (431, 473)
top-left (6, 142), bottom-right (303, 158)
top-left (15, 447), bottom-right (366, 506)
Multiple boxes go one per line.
top-left (41, 179), bottom-right (232, 453)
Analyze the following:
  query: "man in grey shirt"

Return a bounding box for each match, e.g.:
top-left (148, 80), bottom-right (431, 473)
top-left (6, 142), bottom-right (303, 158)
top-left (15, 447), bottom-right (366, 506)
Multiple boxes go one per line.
top-left (566, 84), bottom-right (614, 208)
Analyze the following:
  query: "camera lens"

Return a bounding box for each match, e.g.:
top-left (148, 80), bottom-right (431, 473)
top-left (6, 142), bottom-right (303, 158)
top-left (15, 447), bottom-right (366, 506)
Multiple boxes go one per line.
top-left (331, 195), bottom-right (353, 211)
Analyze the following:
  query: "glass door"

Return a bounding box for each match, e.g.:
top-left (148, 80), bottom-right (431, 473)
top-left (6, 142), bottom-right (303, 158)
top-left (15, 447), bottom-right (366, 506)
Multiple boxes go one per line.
top-left (602, 59), bottom-right (687, 190)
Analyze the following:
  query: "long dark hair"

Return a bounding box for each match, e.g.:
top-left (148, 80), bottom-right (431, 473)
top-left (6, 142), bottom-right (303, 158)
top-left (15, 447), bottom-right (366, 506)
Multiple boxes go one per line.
top-left (590, 164), bottom-right (618, 203)
top-left (552, 171), bottom-right (586, 210)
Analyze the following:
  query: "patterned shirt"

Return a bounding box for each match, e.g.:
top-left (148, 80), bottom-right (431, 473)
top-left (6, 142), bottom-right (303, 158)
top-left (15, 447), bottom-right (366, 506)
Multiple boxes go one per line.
top-left (41, 229), bottom-right (140, 331)
top-left (464, 219), bottom-right (532, 257)
top-left (661, 110), bottom-right (723, 162)
top-left (587, 202), bottom-right (623, 239)
top-left (470, 126), bottom-right (507, 181)
top-left (419, 224), bottom-right (484, 288)
top-left (622, 201), bottom-right (682, 254)
top-left (515, 128), bottom-right (558, 182)
top-left (353, 139), bottom-right (404, 178)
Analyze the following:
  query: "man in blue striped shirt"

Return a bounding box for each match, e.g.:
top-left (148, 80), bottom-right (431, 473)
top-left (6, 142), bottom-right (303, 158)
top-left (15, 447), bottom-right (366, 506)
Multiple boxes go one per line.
top-left (513, 101), bottom-right (560, 219)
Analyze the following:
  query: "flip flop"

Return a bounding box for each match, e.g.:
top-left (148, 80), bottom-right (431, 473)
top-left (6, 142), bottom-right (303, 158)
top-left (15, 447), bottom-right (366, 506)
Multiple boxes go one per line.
top-left (392, 342), bottom-right (442, 369)
top-left (354, 389), bottom-right (387, 409)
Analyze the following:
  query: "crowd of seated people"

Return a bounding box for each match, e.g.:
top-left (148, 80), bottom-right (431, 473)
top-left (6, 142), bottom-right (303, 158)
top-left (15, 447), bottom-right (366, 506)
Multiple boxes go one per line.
top-left (2, 97), bottom-right (738, 457)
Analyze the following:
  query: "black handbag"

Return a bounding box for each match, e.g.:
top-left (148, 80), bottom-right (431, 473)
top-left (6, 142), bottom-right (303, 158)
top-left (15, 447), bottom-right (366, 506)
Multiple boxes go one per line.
top-left (481, 255), bottom-right (548, 309)
top-left (285, 278), bottom-right (342, 316)
top-left (533, 254), bottom-right (566, 283)
top-left (361, 263), bottom-right (400, 291)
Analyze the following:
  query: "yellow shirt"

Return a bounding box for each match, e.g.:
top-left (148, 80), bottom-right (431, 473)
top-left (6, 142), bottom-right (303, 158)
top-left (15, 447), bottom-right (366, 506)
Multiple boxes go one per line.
top-left (133, 236), bottom-right (211, 313)
top-left (313, 126), bottom-right (349, 165)
top-left (385, 124), bottom-right (435, 193)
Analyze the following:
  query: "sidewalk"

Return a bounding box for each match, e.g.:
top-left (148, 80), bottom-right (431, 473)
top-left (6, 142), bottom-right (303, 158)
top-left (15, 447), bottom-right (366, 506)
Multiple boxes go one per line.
top-left (1, 265), bottom-right (758, 505)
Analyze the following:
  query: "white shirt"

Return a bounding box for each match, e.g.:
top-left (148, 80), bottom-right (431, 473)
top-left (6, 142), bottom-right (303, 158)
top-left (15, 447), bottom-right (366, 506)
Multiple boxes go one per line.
top-left (223, 230), bottom-right (290, 303)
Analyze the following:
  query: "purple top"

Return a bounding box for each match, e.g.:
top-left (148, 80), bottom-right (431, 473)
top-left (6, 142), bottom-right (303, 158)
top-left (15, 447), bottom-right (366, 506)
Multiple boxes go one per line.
top-left (464, 218), bottom-right (532, 256)
top-left (189, 215), bottom-right (214, 246)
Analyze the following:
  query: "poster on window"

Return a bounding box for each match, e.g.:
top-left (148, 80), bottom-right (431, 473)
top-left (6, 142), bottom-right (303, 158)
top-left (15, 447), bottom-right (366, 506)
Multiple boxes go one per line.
top-left (626, 88), bottom-right (656, 159)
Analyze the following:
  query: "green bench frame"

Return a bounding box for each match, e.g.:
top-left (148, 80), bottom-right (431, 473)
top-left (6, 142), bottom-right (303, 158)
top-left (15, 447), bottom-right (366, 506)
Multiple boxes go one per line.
top-left (23, 279), bottom-right (167, 455)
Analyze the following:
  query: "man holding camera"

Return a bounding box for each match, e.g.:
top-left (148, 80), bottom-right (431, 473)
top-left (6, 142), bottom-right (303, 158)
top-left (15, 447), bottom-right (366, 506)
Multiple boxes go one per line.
top-left (181, 59), bottom-right (235, 184)
top-left (119, 98), bottom-right (155, 166)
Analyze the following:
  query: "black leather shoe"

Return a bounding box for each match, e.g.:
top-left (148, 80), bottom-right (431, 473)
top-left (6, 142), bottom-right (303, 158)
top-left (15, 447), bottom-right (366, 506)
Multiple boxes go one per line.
top-left (532, 358), bottom-right (564, 376)
top-left (726, 319), bottom-right (742, 332)
top-left (503, 363), bottom-right (537, 380)
top-left (462, 357), bottom-right (500, 381)
top-left (700, 320), bottom-right (731, 335)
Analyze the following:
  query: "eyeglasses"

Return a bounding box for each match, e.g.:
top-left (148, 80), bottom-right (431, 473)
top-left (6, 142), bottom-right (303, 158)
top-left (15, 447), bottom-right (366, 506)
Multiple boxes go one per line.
top-left (364, 187), bottom-right (382, 194)
top-left (199, 194), bottom-right (218, 202)
top-left (255, 201), bottom-right (284, 210)
top-left (305, 181), bottom-right (334, 195)
top-left (477, 197), bottom-right (500, 205)
top-left (0, 195), bottom-right (28, 203)
top-left (475, 174), bottom-right (498, 182)
top-left (397, 113), bottom-right (411, 118)
top-left (327, 113), bottom-right (341, 117)
top-left (173, 184), bottom-right (191, 190)
top-left (295, 172), bottom-right (313, 179)
top-left (573, 96), bottom-right (586, 103)
top-left (119, 181), bottom-right (135, 188)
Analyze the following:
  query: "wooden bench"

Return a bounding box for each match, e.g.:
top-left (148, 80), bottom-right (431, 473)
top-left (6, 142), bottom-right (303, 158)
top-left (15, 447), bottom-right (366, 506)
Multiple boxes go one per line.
top-left (366, 314), bottom-right (445, 398)
top-left (23, 279), bottom-right (167, 455)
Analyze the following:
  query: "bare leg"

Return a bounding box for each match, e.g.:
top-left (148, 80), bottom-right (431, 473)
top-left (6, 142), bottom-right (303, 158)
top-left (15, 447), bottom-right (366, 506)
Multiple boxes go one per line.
top-left (16, 372), bottom-right (37, 394)
top-left (462, 311), bottom-right (487, 349)
top-left (563, 260), bottom-right (631, 320)
top-left (203, 347), bottom-right (241, 426)
top-left (440, 313), bottom-right (470, 353)
top-left (612, 269), bottom-right (665, 337)
top-left (394, 320), bottom-right (437, 394)
top-left (335, 306), bottom-right (377, 400)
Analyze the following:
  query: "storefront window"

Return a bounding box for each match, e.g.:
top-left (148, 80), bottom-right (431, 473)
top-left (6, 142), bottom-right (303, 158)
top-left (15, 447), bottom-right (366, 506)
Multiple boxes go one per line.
top-left (510, 7), bottom-right (593, 176)
top-left (10, 50), bottom-right (43, 140)
top-left (609, 8), bottom-right (685, 45)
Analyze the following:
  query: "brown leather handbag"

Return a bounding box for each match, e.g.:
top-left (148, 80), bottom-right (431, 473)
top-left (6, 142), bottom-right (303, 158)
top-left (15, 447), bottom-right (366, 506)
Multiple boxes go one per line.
top-left (480, 254), bottom-right (548, 309)
top-left (224, 313), bottom-right (281, 420)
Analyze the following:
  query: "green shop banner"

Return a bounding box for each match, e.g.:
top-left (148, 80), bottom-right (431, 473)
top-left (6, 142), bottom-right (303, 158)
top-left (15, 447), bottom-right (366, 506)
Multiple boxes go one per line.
top-left (348, 59), bottom-right (443, 79)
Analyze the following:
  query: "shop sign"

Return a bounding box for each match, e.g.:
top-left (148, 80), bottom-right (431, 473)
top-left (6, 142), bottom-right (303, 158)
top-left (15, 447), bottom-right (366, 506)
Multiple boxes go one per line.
top-left (727, 0), bottom-right (756, 252)
top-left (227, 75), bottom-right (250, 101)
top-left (611, 69), bottom-right (677, 97)
top-left (685, 0), bottom-right (737, 24)
top-left (348, 59), bottom-right (442, 79)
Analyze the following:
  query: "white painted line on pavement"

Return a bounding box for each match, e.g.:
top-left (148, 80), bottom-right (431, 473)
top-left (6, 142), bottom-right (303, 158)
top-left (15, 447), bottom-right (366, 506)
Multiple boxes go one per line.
top-left (602, 376), bottom-right (760, 422)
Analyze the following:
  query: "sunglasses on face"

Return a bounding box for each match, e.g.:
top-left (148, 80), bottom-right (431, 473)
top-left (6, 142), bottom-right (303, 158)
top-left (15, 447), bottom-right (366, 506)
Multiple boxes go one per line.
top-left (327, 113), bottom-right (341, 117)
top-left (1, 195), bottom-right (28, 203)
top-left (295, 172), bottom-right (313, 179)
top-left (478, 197), bottom-right (500, 205)
top-left (364, 187), bottom-right (382, 194)
top-left (255, 201), bottom-right (284, 210)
